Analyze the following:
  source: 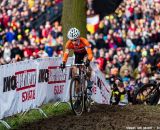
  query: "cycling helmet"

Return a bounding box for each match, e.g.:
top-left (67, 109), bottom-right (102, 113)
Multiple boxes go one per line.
top-left (67, 27), bottom-right (80, 40)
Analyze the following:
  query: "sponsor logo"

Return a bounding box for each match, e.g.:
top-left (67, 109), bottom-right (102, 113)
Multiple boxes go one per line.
top-left (54, 85), bottom-right (64, 95)
top-left (3, 69), bottom-right (36, 102)
top-left (3, 69), bottom-right (36, 92)
top-left (48, 66), bottom-right (67, 84)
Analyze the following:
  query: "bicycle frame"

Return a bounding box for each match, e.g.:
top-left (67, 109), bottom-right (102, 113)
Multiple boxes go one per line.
top-left (66, 63), bottom-right (87, 84)
top-left (67, 64), bottom-right (91, 115)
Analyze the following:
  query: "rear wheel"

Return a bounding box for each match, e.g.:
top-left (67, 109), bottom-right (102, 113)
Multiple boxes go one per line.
top-left (133, 83), bottom-right (160, 105)
top-left (70, 77), bottom-right (84, 115)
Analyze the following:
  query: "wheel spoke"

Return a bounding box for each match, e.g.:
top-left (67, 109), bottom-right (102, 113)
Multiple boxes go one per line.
top-left (70, 78), bottom-right (84, 115)
top-left (134, 84), bottom-right (159, 105)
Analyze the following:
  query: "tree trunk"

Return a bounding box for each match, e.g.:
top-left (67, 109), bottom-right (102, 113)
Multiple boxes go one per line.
top-left (62, 0), bottom-right (87, 49)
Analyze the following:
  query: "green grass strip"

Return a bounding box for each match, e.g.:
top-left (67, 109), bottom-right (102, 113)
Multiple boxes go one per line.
top-left (0, 102), bottom-right (70, 130)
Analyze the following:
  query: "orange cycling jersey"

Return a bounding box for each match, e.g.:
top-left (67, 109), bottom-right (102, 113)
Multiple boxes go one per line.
top-left (63, 37), bottom-right (93, 63)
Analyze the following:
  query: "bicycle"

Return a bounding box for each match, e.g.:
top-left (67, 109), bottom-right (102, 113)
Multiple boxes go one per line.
top-left (66, 63), bottom-right (92, 115)
top-left (133, 66), bottom-right (160, 105)
top-left (133, 80), bottom-right (160, 105)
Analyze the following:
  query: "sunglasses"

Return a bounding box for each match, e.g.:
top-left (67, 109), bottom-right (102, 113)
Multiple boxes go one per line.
top-left (71, 39), bottom-right (78, 42)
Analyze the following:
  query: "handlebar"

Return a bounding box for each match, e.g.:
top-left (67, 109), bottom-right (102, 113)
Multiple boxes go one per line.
top-left (65, 63), bottom-right (85, 67)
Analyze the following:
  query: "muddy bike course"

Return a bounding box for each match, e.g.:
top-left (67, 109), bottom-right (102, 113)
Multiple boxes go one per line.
top-left (15, 104), bottom-right (160, 130)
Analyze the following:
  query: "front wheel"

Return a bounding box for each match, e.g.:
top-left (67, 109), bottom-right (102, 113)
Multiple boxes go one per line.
top-left (133, 83), bottom-right (160, 105)
top-left (70, 77), bottom-right (84, 115)
top-left (84, 87), bottom-right (92, 112)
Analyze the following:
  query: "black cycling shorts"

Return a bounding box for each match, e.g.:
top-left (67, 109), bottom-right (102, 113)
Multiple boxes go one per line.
top-left (74, 51), bottom-right (87, 64)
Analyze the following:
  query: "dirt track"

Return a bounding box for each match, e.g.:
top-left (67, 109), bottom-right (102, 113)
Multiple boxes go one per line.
top-left (16, 104), bottom-right (160, 130)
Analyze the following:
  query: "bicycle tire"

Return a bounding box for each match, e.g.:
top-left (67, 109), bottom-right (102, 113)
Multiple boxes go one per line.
top-left (133, 83), bottom-right (160, 105)
top-left (84, 87), bottom-right (92, 112)
top-left (70, 77), bottom-right (84, 115)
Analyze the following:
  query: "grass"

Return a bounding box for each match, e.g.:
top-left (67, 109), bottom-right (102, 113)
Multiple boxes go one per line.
top-left (0, 102), bottom-right (70, 130)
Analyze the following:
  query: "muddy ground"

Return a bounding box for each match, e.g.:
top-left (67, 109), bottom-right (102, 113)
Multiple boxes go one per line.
top-left (15, 104), bottom-right (160, 130)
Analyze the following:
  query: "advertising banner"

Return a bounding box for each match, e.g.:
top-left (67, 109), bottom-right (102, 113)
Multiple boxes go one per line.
top-left (45, 57), bottom-right (73, 103)
top-left (91, 63), bottom-right (111, 104)
top-left (0, 60), bottom-right (37, 118)
top-left (0, 63), bottom-right (18, 118)
top-left (0, 57), bottom-right (111, 119)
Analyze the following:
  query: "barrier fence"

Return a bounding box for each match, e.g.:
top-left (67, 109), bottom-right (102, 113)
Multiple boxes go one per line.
top-left (0, 57), bottom-right (111, 129)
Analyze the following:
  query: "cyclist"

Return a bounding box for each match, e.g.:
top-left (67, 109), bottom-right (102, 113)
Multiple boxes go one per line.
top-left (60, 27), bottom-right (93, 90)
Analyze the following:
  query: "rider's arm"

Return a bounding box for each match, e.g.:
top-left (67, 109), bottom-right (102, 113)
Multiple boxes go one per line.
top-left (81, 37), bottom-right (93, 61)
top-left (62, 40), bottom-right (72, 63)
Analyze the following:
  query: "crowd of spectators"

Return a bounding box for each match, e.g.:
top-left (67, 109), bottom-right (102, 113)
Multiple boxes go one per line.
top-left (86, 0), bottom-right (160, 105)
top-left (0, 0), bottom-right (160, 104)
top-left (0, 0), bottom-right (63, 64)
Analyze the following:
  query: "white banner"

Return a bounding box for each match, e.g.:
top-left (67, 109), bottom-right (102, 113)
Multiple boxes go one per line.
top-left (0, 57), bottom-right (111, 120)
top-left (0, 57), bottom-right (74, 119)
top-left (42, 57), bottom-right (73, 103)
top-left (0, 60), bottom-right (37, 118)
top-left (91, 63), bottom-right (111, 104)
top-left (0, 63), bottom-right (18, 119)
top-left (35, 58), bottom-right (49, 106)
top-left (35, 57), bottom-right (74, 105)
top-left (15, 60), bottom-right (37, 112)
